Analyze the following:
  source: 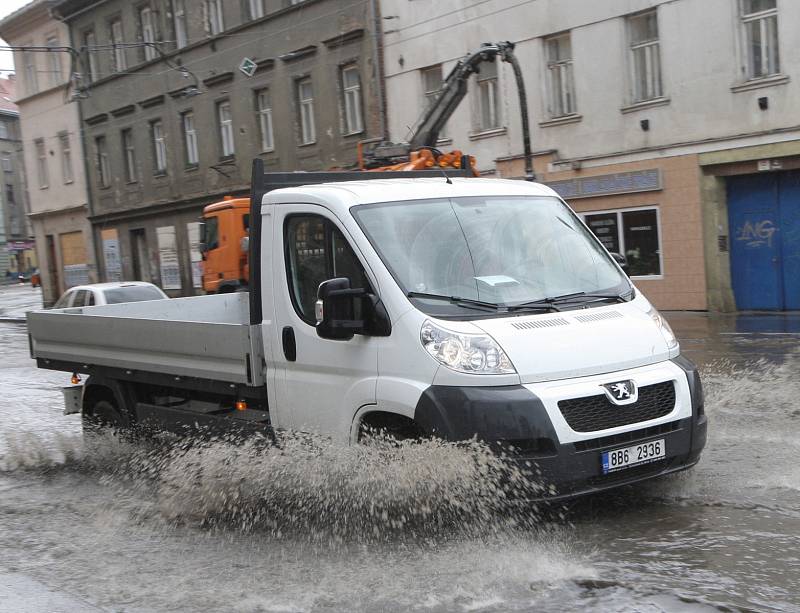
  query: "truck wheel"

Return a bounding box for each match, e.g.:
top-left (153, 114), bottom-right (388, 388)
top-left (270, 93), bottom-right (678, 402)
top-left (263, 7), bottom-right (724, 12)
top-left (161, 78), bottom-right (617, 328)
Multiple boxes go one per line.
top-left (82, 398), bottom-right (127, 433)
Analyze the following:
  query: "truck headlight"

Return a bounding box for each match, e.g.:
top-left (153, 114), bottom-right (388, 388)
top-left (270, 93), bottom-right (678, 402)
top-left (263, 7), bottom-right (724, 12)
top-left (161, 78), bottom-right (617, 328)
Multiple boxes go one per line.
top-left (420, 320), bottom-right (516, 374)
top-left (647, 306), bottom-right (679, 350)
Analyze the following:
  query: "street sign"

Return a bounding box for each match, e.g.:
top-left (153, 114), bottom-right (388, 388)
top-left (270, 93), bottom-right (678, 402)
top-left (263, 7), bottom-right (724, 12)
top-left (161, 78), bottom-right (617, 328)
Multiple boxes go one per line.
top-left (239, 57), bottom-right (257, 77)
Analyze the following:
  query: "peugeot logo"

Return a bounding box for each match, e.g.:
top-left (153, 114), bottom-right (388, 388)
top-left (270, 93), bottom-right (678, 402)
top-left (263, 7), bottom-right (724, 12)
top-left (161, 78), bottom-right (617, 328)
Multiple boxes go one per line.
top-left (602, 380), bottom-right (638, 406)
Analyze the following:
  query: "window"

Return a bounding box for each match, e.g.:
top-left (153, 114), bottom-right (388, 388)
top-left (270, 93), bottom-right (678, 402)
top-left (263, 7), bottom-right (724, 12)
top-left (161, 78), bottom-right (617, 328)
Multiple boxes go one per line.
top-left (151, 120), bottom-right (167, 173)
top-left (545, 33), bottom-right (576, 117)
top-left (1, 154), bottom-right (11, 172)
top-left (255, 89), bottom-right (274, 152)
top-left (110, 19), bottom-right (127, 72)
top-left (476, 58), bottom-right (500, 131)
top-left (59, 133), bottom-right (74, 183)
top-left (23, 48), bottom-right (38, 94)
top-left (95, 136), bottom-right (110, 187)
top-left (206, 0), bottom-right (224, 35)
top-left (0, 121), bottom-right (7, 139)
top-left (122, 129), bottom-right (136, 182)
top-left (285, 215), bottom-right (371, 324)
top-left (341, 65), bottom-right (363, 135)
top-left (628, 11), bottom-right (662, 102)
top-left (217, 101), bottom-right (235, 157)
top-left (297, 78), bottom-right (315, 145)
top-left (420, 64), bottom-right (446, 137)
top-left (182, 111), bottom-right (199, 165)
top-left (247, 0), bottom-right (264, 20)
top-left (83, 30), bottom-right (98, 82)
top-left (46, 36), bottom-right (63, 86)
top-left (35, 139), bottom-right (48, 188)
top-left (140, 7), bottom-right (157, 61)
top-left (740, 0), bottom-right (779, 79)
top-left (583, 208), bottom-right (662, 277)
top-left (174, 0), bottom-right (188, 48)
top-left (6, 184), bottom-right (14, 205)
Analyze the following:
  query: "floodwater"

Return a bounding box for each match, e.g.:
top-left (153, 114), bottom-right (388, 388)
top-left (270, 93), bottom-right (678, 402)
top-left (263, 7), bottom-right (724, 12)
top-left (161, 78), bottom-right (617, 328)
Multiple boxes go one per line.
top-left (1, 312), bottom-right (799, 612)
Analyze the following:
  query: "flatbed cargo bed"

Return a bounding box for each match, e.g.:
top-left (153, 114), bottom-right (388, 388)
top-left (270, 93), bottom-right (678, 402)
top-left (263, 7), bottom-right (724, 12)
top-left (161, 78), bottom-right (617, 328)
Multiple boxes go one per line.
top-left (27, 293), bottom-right (256, 385)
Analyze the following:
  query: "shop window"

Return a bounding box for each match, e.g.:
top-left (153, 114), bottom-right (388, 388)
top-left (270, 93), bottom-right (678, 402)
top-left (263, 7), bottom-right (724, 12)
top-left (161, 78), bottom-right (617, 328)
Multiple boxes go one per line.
top-left (582, 207), bottom-right (661, 277)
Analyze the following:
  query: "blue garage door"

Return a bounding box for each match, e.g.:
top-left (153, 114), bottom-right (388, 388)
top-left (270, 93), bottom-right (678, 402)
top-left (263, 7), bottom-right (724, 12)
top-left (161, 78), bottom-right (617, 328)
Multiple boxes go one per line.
top-left (727, 171), bottom-right (800, 310)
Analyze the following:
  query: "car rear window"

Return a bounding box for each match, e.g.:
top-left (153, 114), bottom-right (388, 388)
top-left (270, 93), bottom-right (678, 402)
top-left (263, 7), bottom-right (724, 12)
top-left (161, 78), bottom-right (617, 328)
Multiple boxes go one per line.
top-left (103, 286), bottom-right (166, 304)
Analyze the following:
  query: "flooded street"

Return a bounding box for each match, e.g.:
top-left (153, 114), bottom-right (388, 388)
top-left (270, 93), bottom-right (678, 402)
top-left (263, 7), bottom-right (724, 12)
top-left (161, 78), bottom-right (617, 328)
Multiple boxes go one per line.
top-left (1, 289), bottom-right (799, 612)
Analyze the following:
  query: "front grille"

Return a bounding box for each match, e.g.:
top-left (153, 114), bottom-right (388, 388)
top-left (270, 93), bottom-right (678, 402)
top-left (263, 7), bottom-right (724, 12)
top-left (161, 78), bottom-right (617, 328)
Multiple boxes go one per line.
top-left (558, 381), bottom-right (675, 433)
top-left (573, 420), bottom-right (681, 453)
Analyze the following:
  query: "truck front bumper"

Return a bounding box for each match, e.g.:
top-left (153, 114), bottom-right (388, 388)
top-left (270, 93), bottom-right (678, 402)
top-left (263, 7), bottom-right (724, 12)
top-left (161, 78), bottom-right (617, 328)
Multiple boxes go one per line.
top-left (413, 356), bottom-right (707, 501)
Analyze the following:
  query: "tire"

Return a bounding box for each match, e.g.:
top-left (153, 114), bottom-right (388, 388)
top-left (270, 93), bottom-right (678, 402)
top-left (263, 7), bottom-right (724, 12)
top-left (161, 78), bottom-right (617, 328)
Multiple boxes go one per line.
top-left (82, 398), bottom-right (127, 434)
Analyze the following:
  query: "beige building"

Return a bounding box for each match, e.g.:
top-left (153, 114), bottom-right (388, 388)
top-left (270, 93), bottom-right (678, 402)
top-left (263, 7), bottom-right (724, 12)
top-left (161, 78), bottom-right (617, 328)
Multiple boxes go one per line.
top-left (0, 0), bottom-right (96, 305)
top-left (382, 0), bottom-right (800, 311)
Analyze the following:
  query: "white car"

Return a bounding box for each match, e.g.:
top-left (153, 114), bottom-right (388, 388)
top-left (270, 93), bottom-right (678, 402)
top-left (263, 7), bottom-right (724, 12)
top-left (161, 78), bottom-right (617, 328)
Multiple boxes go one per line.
top-left (52, 282), bottom-right (169, 308)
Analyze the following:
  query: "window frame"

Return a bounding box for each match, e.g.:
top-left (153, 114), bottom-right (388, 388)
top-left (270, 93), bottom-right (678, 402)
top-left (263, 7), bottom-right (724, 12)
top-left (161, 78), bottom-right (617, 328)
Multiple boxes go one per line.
top-left (182, 110), bottom-right (199, 166)
top-left (95, 135), bottom-right (110, 188)
top-left (627, 10), bottom-right (663, 103)
top-left (110, 18), bottom-right (127, 72)
top-left (151, 120), bottom-right (167, 174)
top-left (206, 0), bottom-right (224, 36)
top-left (247, 0), bottom-right (264, 20)
top-left (217, 100), bottom-right (235, 158)
top-left (59, 132), bottom-right (74, 184)
top-left (140, 6), bottom-right (157, 61)
top-left (255, 88), bottom-right (274, 152)
top-left (45, 35), bottom-right (63, 86)
top-left (475, 58), bottom-right (500, 132)
top-left (173, 0), bottom-right (188, 48)
top-left (283, 212), bottom-right (372, 326)
top-left (122, 128), bottom-right (137, 183)
top-left (340, 64), bottom-right (363, 135)
top-left (297, 78), bottom-right (316, 145)
top-left (739, 0), bottom-right (780, 80)
top-left (35, 138), bottom-right (48, 189)
top-left (83, 30), bottom-right (98, 82)
top-left (22, 44), bottom-right (38, 95)
top-left (580, 205), bottom-right (664, 280)
top-left (544, 32), bottom-right (577, 118)
top-left (1, 155), bottom-right (11, 173)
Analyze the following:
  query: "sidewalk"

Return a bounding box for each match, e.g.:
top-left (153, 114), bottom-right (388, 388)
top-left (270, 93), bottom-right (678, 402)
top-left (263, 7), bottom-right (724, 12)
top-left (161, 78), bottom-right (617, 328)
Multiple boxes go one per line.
top-left (0, 284), bottom-right (44, 323)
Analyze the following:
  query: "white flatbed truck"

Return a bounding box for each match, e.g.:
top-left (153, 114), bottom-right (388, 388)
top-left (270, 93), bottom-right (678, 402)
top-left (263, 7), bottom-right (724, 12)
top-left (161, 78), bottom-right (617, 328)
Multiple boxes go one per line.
top-left (28, 161), bottom-right (706, 499)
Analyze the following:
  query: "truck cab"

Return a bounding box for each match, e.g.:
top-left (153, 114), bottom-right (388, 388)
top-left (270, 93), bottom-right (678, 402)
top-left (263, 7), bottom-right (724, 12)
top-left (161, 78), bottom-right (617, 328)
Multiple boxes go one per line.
top-left (201, 196), bottom-right (250, 294)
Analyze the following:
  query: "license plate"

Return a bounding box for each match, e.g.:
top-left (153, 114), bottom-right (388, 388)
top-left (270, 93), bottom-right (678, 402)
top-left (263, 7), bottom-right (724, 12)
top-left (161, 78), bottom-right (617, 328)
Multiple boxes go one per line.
top-left (601, 439), bottom-right (665, 474)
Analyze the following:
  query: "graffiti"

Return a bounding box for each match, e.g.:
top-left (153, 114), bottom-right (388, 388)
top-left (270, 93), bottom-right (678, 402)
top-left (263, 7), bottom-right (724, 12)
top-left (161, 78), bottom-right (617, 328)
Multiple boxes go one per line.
top-left (736, 219), bottom-right (777, 248)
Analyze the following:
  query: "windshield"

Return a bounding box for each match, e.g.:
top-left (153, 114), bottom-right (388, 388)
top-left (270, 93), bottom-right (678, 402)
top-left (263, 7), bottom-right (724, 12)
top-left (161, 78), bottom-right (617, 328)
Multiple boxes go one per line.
top-left (104, 286), bottom-right (166, 304)
top-left (352, 196), bottom-right (630, 313)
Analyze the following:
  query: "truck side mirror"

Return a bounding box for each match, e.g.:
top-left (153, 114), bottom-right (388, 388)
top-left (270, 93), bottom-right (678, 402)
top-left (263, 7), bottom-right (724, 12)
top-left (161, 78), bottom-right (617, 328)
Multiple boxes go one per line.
top-left (611, 252), bottom-right (629, 274)
top-left (315, 278), bottom-right (392, 340)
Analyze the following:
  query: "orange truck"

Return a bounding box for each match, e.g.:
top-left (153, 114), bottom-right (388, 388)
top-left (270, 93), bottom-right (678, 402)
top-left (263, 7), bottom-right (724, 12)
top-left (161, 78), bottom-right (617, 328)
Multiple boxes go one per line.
top-left (200, 196), bottom-right (250, 294)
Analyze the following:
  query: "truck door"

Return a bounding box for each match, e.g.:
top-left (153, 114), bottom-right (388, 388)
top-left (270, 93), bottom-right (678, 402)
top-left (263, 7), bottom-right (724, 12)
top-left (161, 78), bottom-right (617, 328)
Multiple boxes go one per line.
top-left (270, 204), bottom-right (378, 440)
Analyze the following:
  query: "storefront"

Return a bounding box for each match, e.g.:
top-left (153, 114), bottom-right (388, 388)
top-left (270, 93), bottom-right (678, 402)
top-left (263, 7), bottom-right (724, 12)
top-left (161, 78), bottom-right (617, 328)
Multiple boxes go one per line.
top-left (497, 153), bottom-right (708, 311)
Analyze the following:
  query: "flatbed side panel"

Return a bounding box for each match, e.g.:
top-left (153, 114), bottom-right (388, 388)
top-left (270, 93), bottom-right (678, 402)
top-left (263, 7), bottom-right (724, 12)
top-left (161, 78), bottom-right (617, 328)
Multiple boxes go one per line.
top-left (41, 292), bottom-right (250, 324)
top-left (28, 313), bottom-right (251, 384)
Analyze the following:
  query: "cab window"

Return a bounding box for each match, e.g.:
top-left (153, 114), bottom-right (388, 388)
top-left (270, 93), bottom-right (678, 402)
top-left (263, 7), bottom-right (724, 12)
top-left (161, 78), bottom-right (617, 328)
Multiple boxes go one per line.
top-left (204, 216), bottom-right (219, 250)
top-left (285, 214), bottom-right (371, 324)
top-left (53, 290), bottom-right (74, 309)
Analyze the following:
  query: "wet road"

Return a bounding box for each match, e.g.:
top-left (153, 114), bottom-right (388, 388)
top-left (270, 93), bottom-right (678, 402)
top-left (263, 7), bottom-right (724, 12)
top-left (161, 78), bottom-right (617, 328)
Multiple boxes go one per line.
top-left (1, 302), bottom-right (799, 612)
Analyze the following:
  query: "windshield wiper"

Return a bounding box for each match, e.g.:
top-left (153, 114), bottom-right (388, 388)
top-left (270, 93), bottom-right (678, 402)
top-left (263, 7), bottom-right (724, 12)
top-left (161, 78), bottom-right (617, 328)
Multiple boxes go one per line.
top-left (508, 291), bottom-right (629, 310)
top-left (407, 291), bottom-right (500, 312)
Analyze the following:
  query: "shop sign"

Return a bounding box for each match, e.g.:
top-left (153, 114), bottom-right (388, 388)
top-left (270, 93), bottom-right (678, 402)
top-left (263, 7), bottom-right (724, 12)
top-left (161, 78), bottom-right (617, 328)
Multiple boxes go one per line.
top-left (547, 169), bottom-right (661, 199)
top-left (7, 241), bottom-right (35, 250)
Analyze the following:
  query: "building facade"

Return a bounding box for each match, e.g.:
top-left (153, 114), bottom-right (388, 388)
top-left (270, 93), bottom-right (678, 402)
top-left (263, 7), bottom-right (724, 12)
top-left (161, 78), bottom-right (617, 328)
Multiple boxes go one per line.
top-left (381, 0), bottom-right (800, 311)
top-left (0, 0), bottom-right (95, 304)
top-left (0, 75), bottom-right (34, 281)
top-left (54, 0), bottom-right (385, 296)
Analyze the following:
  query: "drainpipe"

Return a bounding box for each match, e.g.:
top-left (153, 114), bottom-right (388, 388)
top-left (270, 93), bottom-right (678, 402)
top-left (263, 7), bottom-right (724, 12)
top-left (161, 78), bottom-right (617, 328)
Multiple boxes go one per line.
top-left (369, 0), bottom-right (387, 140)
